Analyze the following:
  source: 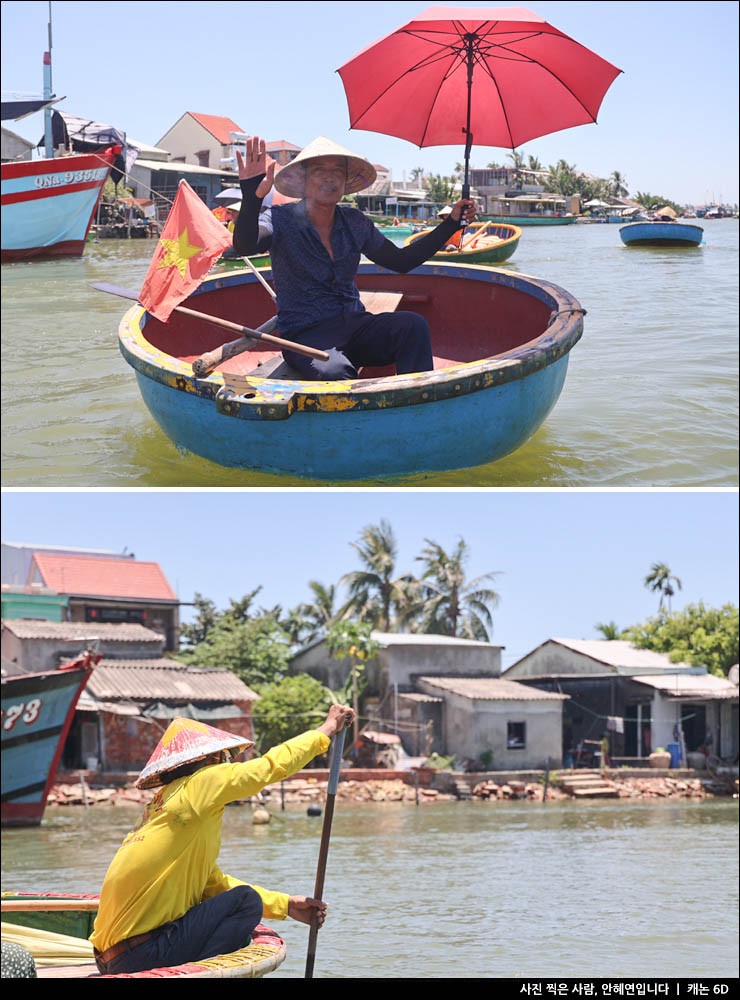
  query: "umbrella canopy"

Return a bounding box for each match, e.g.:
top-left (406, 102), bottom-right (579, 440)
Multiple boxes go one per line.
top-left (337, 5), bottom-right (622, 198)
top-left (215, 187), bottom-right (243, 204)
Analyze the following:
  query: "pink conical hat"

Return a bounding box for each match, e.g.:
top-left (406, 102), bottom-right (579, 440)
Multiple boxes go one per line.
top-left (135, 717), bottom-right (254, 790)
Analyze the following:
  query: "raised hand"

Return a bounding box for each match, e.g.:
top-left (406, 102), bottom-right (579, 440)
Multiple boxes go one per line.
top-left (236, 135), bottom-right (276, 199)
top-left (318, 704), bottom-right (355, 738)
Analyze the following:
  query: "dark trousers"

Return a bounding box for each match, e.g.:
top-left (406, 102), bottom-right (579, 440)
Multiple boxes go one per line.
top-left (282, 309), bottom-right (433, 380)
top-left (94, 885), bottom-right (263, 976)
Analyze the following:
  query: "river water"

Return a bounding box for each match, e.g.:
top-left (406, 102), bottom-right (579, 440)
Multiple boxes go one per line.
top-left (1, 220), bottom-right (737, 487)
top-left (1, 797), bottom-right (738, 979)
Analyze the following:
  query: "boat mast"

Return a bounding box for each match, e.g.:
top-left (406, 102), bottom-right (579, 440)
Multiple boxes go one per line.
top-left (43, 1), bottom-right (54, 158)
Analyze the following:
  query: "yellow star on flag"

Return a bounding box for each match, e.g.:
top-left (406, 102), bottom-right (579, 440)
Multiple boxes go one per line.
top-left (157, 226), bottom-right (204, 278)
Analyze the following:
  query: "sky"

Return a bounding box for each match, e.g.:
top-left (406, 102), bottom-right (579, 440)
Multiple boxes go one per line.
top-left (1, 1), bottom-right (738, 207)
top-left (2, 490), bottom-right (738, 670)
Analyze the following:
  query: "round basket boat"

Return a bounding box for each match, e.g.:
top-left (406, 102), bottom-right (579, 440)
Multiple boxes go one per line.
top-left (117, 261), bottom-right (585, 481)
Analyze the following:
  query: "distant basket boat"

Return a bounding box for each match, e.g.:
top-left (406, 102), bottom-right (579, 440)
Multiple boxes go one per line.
top-left (0, 893), bottom-right (287, 979)
top-left (619, 221), bottom-right (704, 248)
top-left (405, 221), bottom-right (521, 264)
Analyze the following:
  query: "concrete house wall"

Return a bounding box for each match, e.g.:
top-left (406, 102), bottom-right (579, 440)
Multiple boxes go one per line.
top-left (418, 679), bottom-right (564, 768)
top-left (157, 114), bottom-right (224, 169)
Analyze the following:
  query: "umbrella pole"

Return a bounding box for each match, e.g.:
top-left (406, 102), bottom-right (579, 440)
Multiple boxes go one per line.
top-left (462, 34), bottom-right (476, 201)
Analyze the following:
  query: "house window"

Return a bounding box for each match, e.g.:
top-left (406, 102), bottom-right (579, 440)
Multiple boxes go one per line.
top-left (507, 722), bottom-right (526, 750)
top-left (195, 149), bottom-right (210, 168)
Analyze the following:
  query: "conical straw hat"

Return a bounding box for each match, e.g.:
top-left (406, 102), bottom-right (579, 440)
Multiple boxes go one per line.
top-left (273, 136), bottom-right (376, 199)
top-left (135, 717), bottom-right (253, 789)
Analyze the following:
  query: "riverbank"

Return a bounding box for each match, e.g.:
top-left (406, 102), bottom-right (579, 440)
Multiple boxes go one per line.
top-left (49, 766), bottom-right (738, 811)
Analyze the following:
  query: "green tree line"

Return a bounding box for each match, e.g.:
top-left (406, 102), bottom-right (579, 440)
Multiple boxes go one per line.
top-left (175, 531), bottom-right (737, 748)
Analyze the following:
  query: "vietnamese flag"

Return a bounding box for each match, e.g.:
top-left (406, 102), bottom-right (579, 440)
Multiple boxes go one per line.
top-left (139, 179), bottom-right (233, 322)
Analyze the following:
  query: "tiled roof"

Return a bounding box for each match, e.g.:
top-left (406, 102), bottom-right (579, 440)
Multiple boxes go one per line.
top-left (31, 553), bottom-right (177, 601)
top-left (87, 658), bottom-right (259, 702)
top-left (2, 619), bottom-right (163, 642)
top-left (418, 677), bottom-right (567, 701)
top-left (188, 113), bottom-right (245, 144)
top-left (266, 140), bottom-right (301, 152)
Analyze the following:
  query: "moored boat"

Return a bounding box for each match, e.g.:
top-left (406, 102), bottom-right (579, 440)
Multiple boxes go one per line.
top-left (404, 221), bottom-right (521, 264)
top-left (1, 646), bottom-right (100, 828)
top-left (1, 147), bottom-right (120, 262)
top-left (115, 260), bottom-right (585, 481)
top-left (482, 213), bottom-right (577, 227)
top-left (619, 221), bottom-right (704, 248)
top-left (214, 251), bottom-right (271, 270)
top-left (1, 17), bottom-right (122, 263)
top-left (0, 893), bottom-right (286, 979)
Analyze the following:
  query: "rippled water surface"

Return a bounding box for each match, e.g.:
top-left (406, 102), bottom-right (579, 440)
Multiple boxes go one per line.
top-left (1, 798), bottom-right (738, 979)
top-left (1, 221), bottom-right (737, 486)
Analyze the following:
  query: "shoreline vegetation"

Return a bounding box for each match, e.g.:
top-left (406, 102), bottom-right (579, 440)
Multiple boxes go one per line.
top-left (49, 767), bottom-right (738, 812)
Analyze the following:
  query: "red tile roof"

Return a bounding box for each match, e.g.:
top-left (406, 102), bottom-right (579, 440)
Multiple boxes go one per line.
top-left (266, 140), bottom-right (301, 152)
top-left (188, 113), bottom-right (245, 144)
top-left (30, 554), bottom-right (177, 602)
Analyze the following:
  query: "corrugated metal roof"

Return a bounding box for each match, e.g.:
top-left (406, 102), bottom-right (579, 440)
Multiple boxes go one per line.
top-left (372, 631), bottom-right (500, 649)
top-left (2, 619), bottom-right (163, 642)
top-left (632, 672), bottom-right (738, 701)
top-left (397, 692), bottom-right (444, 704)
top-left (418, 677), bottom-right (567, 701)
top-left (87, 659), bottom-right (258, 702)
top-left (32, 552), bottom-right (177, 601)
top-left (134, 159), bottom-right (237, 177)
top-left (551, 638), bottom-right (693, 671)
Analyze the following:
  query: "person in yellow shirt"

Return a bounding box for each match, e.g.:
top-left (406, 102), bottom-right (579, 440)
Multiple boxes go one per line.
top-left (89, 704), bottom-right (353, 975)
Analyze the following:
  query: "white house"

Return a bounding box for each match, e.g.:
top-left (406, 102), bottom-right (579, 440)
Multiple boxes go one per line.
top-left (505, 638), bottom-right (739, 765)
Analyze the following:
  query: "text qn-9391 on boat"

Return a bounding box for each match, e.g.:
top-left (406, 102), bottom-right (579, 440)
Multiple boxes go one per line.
top-left (115, 260), bottom-right (585, 481)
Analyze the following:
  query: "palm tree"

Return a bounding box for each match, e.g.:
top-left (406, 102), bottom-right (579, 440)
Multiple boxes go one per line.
top-left (290, 581), bottom-right (338, 644)
top-left (644, 563), bottom-right (682, 612)
top-left (609, 170), bottom-right (628, 198)
top-left (595, 621), bottom-right (622, 640)
top-left (339, 520), bottom-right (415, 631)
top-left (412, 538), bottom-right (500, 640)
top-left (507, 148), bottom-right (525, 188)
top-left (410, 166), bottom-right (425, 186)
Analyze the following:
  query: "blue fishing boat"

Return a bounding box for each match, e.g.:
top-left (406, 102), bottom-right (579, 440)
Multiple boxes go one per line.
top-left (116, 262), bottom-right (585, 481)
top-left (619, 221), bottom-right (704, 248)
top-left (1, 647), bottom-right (100, 828)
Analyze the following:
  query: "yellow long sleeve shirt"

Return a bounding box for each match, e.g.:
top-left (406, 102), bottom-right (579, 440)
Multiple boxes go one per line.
top-left (89, 728), bottom-right (330, 952)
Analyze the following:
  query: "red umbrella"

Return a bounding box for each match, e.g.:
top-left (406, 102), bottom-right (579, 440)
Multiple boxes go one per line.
top-left (337, 5), bottom-right (622, 198)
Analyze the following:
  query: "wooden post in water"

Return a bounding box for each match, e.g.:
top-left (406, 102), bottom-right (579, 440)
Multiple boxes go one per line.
top-left (542, 757), bottom-right (551, 804)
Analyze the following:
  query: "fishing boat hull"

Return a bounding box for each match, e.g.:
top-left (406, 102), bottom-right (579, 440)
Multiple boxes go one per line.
top-left (1, 659), bottom-right (96, 828)
top-left (406, 222), bottom-right (521, 264)
top-left (1, 148), bottom-right (119, 262)
top-left (118, 261), bottom-right (585, 481)
top-left (619, 222), bottom-right (704, 247)
top-left (481, 214), bottom-right (577, 226)
top-left (0, 894), bottom-right (287, 979)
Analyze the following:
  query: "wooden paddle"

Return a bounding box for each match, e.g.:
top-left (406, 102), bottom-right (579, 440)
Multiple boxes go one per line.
top-left (305, 722), bottom-right (347, 980)
top-left (89, 283), bottom-right (329, 372)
